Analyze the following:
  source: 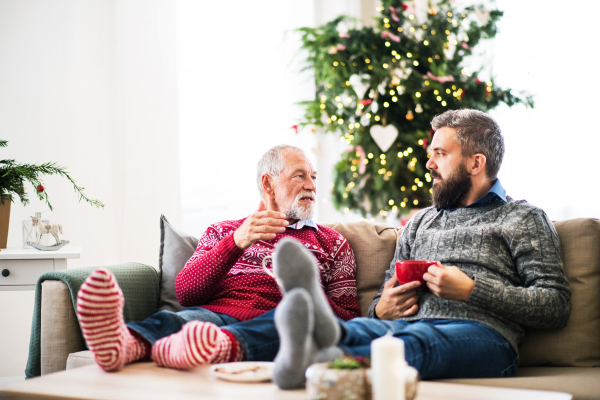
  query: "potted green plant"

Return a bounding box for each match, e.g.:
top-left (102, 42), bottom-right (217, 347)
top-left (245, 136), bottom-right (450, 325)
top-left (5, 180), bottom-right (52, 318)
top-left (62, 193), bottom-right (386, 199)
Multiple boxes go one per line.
top-left (0, 140), bottom-right (104, 248)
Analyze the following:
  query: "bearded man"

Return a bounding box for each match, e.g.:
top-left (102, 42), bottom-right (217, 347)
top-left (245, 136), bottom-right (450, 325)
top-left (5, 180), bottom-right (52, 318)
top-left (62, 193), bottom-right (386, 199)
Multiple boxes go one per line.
top-left (266, 109), bottom-right (572, 388)
top-left (74, 145), bottom-right (360, 372)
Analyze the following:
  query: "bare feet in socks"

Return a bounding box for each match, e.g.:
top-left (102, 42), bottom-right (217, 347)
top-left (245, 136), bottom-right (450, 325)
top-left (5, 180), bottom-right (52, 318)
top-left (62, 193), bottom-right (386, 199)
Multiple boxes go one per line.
top-left (76, 268), bottom-right (149, 372)
top-left (273, 238), bottom-right (340, 348)
top-left (152, 321), bottom-right (244, 369)
top-left (273, 288), bottom-right (344, 389)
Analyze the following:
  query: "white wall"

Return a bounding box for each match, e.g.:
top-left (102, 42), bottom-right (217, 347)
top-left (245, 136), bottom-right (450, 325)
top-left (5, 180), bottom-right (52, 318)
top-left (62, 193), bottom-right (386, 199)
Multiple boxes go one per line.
top-left (0, 0), bottom-right (181, 377)
top-left (1, 0), bottom-right (181, 268)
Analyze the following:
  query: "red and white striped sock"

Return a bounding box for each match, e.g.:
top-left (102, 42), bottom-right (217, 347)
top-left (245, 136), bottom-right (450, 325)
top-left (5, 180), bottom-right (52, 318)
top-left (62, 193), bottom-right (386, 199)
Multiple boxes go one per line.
top-left (76, 268), bottom-right (150, 372)
top-left (151, 321), bottom-right (245, 369)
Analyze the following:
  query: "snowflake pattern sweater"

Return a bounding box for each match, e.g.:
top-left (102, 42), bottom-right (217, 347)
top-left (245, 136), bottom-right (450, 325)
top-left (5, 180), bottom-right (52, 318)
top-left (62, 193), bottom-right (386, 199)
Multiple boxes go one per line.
top-left (175, 218), bottom-right (361, 322)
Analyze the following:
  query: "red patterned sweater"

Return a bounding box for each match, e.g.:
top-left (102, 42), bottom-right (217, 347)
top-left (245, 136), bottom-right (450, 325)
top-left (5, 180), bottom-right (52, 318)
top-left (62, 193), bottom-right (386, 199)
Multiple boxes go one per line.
top-left (175, 218), bottom-right (361, 322)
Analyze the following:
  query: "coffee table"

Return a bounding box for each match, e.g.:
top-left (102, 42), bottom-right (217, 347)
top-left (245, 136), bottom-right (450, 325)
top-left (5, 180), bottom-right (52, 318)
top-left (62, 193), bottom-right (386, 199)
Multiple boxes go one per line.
top-left (0, 362), bottom-right (572, 400)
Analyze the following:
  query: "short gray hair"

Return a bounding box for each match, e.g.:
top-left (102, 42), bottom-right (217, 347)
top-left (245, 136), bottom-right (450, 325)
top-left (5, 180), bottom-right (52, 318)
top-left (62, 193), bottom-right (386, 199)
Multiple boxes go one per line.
top-left (256, 145), bottom-right (306, 196)
top-left (431, 109), bottom-right (504, 180)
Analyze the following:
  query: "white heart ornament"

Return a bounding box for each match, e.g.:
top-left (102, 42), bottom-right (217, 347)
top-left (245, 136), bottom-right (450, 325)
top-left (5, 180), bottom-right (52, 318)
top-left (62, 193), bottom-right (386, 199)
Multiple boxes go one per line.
top-left (370, 124), bottom-right (398, 152)
top-left (349, 74), bottom-right (370, 99)
top-left (474, 9), bottom-right (490, 25)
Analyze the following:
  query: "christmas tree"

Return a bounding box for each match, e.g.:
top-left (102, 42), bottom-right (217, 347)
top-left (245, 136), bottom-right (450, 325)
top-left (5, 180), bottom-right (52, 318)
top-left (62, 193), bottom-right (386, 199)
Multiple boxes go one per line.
top-left (296, 0), bottom-right (532, 218)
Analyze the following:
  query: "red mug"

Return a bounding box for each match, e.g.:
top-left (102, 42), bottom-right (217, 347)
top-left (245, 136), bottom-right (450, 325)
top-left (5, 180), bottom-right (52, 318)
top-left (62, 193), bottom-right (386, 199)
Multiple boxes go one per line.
top-left (396, 260), bottom-right (437, 289)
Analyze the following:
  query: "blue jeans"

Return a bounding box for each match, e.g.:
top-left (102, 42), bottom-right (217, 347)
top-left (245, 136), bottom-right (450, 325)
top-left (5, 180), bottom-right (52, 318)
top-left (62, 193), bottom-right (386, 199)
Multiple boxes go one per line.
top-left (226, 315), bottom-right (517, 380)
top-left (222, 309), bottom-right (279, 361)
top-left (127, 307), bottom-right (241, 345)
top-left (338, 318), bottom-right (518, 380)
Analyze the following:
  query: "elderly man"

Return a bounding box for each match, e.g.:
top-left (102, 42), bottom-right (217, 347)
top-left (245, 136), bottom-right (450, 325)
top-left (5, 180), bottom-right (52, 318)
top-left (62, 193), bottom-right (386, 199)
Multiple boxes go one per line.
top-left (75, 145), bottom-right (360, 372)
top-left (262, 109), bottom-right (571, 388)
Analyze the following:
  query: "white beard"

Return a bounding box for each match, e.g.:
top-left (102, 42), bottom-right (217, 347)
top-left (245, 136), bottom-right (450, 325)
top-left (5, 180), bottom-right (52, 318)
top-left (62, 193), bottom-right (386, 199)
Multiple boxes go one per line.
top-left (285, 190), bottom-right (315, 221)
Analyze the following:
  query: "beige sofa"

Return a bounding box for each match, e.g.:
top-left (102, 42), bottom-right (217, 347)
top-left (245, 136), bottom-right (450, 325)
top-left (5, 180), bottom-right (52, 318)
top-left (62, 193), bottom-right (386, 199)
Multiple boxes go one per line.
top-left (37, 219), bottom-right (600, 399)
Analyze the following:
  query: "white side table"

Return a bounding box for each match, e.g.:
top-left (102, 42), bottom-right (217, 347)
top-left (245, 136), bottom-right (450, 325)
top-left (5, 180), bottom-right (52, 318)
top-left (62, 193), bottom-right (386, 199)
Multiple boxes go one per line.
top-left (0, 247), bottom-right (81, 291)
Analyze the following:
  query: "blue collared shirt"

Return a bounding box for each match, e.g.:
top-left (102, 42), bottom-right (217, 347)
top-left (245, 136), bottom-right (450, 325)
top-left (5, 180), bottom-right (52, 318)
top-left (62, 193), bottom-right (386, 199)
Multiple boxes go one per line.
top-left (444, 179), bottom-right (507, 211)
top-left (287, 219), bottom-right (319, 231)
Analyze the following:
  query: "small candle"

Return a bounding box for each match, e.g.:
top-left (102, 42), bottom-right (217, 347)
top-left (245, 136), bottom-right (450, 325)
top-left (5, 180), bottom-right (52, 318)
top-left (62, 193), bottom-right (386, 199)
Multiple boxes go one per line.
top-left (371, 334), bottom-right (406, 400)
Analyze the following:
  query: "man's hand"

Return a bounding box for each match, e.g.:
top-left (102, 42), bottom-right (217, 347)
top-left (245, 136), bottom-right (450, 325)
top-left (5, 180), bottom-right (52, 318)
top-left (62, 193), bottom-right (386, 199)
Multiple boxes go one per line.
top-left (374, 275), bottom-right (421, 320)
top-left (233, 200), bottom-right (289, 250)
top-left (423, 262), bottom-right (474, 301)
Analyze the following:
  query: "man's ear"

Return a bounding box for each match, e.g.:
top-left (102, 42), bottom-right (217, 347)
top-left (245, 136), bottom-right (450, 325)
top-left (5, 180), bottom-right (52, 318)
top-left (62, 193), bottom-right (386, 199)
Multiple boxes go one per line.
top-left (262, 174), bottom-right (275, 196)
top-left (470, 153), bottom-right (487, 176)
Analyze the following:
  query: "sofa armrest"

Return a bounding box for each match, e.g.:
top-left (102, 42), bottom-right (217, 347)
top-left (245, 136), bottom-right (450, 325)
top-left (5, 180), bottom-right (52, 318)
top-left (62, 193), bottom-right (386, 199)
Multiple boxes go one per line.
top-left (40, 281), bottom-right (87, 375)
top-left (27, 262), bottom-right (160, 377)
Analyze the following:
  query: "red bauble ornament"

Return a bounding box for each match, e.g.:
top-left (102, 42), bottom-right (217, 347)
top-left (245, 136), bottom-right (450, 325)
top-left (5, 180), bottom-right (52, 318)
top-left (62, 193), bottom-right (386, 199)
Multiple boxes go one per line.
top-left (402, 4), bottom-right (409, 9)
top-left (36, 185), bottom-right (44, 193)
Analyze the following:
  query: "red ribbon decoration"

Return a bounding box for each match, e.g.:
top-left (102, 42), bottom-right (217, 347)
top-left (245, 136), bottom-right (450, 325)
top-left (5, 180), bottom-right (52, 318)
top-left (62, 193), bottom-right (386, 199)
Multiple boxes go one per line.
top-left (424, 71), bottom-right (455, 83)
top-left (389, 6), bottom-right (400, 21)
top-left (381, 31), bottom-right (401, 42)
top-left (355, 146), bottom-right (367, 174)
top-left (291, 125), bottom-right (299, 134)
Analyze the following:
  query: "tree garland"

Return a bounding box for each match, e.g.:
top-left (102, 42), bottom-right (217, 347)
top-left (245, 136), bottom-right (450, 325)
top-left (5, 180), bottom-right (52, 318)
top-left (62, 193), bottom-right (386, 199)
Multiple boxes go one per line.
top-left (297, 0), bottom-right (532, 217)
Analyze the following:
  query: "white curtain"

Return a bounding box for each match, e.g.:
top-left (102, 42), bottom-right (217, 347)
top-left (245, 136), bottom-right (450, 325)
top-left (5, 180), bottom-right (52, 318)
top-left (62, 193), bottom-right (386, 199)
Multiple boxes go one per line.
top-left (0, 0), bottom-right (181, 269)
top-left (176, 0), bottom-right (318, 237)
top-left (176, 0), bottom-right (385, 236)
top-left (490, 0), bottom-right (600, 220)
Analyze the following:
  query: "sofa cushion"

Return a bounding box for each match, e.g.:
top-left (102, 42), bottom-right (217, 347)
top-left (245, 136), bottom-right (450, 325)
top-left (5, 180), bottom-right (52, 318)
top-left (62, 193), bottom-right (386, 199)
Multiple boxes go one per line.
top-left (324, 221), bottom-right (401, 316)
top-left (442, 367), bottom-right (600, 400)
top-left (66, 350), bottom-right (95, 370)
top-left (519, 219), bottom-right (600, 367)
top-left (158, 215), bottom-right (199, 312)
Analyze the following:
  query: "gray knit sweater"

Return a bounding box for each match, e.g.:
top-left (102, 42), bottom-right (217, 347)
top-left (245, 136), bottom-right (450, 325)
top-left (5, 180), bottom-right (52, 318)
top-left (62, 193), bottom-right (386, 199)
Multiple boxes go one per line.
top-left (367, 197), bottom-right (572, 353)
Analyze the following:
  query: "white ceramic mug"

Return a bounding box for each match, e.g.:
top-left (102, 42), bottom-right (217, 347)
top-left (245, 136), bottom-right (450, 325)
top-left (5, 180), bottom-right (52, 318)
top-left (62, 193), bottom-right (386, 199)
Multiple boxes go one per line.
top-left (262, 255), bottom-right (275, 278)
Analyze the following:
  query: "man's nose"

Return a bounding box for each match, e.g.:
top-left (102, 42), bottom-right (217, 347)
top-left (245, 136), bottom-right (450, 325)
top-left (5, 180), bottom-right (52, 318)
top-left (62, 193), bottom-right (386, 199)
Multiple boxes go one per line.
top-left (305, 177), bottom-right (316, 191)
top-left (426, 157), bottom-right (434, 170)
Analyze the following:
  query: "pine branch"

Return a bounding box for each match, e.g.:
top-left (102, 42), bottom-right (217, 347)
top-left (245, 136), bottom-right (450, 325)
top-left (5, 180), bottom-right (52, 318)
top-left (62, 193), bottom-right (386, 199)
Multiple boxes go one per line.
top-left (1, 160), bottom-right (104, 210)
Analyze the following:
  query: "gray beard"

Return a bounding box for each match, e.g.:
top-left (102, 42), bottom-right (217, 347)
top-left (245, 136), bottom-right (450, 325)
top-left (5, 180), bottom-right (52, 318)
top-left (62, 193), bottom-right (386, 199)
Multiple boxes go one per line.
top-left (285, 194), bottom-right (314, 221)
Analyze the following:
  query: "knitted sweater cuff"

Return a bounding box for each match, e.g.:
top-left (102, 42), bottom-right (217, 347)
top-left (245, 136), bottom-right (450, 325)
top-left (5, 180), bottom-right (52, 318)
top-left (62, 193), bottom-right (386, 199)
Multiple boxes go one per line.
top-left (218, 234), bottom-right (245, 264)
top-left (466, 275), bottom-right (496, 310)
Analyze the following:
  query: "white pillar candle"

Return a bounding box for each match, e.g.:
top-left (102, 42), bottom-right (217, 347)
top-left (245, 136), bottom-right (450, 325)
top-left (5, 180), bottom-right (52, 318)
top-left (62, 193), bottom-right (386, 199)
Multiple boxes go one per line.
top-left (371, 334), bottom-right (406, 400)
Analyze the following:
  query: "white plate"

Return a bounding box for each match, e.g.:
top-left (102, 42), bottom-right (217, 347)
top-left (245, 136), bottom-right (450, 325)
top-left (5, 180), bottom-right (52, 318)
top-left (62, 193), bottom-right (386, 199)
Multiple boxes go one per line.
top-left (210, 362), bottom-right (274, 383)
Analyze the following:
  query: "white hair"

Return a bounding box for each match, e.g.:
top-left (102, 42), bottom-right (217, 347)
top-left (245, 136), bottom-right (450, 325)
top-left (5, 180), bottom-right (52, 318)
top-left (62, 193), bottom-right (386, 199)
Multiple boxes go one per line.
top-left (256, 145), bottom-right (306, 196)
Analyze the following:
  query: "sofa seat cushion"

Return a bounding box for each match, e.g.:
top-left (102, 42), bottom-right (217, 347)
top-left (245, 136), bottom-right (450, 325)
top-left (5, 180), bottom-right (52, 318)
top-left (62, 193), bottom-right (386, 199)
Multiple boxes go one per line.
top-left (66, 351), bottom-right (95, 370)
top-left (441, 367), bottom-right (600, 400)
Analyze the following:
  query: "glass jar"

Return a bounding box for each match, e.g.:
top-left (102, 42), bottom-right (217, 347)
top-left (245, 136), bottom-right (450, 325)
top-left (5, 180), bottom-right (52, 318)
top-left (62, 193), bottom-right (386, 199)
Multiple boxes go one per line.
top-left (23, 212), bottom-right (52, 248)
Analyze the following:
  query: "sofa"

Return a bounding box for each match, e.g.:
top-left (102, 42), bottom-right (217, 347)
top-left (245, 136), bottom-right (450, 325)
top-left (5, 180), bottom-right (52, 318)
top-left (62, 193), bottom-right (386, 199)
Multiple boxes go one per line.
top-left (30, 218), bottom-right (600, 400)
